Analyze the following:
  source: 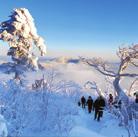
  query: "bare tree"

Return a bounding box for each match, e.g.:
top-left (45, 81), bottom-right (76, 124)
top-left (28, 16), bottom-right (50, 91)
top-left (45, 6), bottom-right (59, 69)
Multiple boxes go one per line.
top-left (80, 45), bottom-right (138, 125)
top-left (84, 81), bottom-right (102, 96)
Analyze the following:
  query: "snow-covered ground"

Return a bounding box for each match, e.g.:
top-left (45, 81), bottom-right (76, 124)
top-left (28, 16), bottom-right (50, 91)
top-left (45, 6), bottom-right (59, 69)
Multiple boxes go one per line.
top-left (0, 56), bottom-right (137, 137)
top-left (0, 114), bottom-right (8, 137)
top-left (70, 108), bottom-right (135, 137)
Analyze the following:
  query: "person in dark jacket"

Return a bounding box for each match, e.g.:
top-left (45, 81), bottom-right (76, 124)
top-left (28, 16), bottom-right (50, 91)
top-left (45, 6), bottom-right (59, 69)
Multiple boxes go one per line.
top-left (93, 97), bottom-right (100, 120)
top-left (108, 94), bottom-right (114, 111)
top-left (81, 96), bottom-right (86, 108)
top-left (108, 94), bottom-right (113, 105)
top-left (87, 96), bottom-right (93, 113)
top-left (134, 92), bottom-right (138, 103)
top-left (93, 96), bottom-right (105, 121)
top-left (136, 95), bottom-right (138, 103)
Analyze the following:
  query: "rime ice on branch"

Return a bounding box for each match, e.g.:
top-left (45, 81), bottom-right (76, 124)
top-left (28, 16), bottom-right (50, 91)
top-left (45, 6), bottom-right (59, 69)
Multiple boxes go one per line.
top-left (0, 8), bottom-right (46, 70)
top-left (81, 45), bottom-right (138, 98)
top-left (80, 45), bottom-right (138, 125)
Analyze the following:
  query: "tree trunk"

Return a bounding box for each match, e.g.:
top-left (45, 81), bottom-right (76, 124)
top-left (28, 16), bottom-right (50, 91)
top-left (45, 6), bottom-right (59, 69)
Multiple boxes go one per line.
top-left (113, 76), bottom-right (129, 125)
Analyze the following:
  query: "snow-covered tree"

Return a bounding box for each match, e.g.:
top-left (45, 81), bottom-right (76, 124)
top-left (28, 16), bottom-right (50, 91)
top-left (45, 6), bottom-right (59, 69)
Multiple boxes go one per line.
top-left (0, 69), bottom-right (80, 137)
top-left (0, 8), bottom-right (46, 72)
top-left (84, 81), bottom-right (103, 96)
top-left (80, 45), bottom-right (138, 125)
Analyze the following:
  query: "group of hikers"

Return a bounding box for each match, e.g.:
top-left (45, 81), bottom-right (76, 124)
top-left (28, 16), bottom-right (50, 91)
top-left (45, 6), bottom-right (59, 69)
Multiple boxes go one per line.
top-left (78, 95), bottom-right (106, 121)
top-left (78, 93), bottom-right (138, 122)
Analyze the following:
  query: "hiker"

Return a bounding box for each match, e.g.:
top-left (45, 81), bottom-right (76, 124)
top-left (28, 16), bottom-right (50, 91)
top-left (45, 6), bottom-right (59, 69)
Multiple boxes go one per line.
top-left (93, 96), bottom-right (105, 121)
top-left (134, 92), bottom-right (138, 103)
top-left (108, 94), bottom-right (114, 111)
top-left (136, 95), bottom-right (138, 103)
top-left (81, 96), bottom-right (86, 109)
top-left (129, 92), bottom-right (138, 120)
top-left (87, 96), bottom-right (93, 113)
top-left (108, 94), bottom-right (113, 105)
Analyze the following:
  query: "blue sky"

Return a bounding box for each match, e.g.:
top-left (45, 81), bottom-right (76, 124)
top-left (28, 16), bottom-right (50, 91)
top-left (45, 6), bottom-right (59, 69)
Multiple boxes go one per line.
top-left (0, 0), bottom-right (138, 57)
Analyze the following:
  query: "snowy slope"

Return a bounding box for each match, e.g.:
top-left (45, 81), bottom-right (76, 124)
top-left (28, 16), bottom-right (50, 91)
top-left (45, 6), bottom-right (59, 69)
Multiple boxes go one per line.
top-left (69, 108), bottom-right (135, 137)
top-left (0, 56), bottom-right (137, 137)
top-left (0, 114), bottom-right (8, 137)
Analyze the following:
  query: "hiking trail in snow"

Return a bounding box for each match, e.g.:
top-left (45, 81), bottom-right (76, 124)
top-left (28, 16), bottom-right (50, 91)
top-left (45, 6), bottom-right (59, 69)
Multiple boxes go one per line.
top-left (70, 107), bottom-right (135, 137)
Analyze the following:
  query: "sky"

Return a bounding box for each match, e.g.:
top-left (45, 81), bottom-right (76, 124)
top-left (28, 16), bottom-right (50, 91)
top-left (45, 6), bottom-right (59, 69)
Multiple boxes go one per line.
top-left (0, 0), bottom-right (138, 59)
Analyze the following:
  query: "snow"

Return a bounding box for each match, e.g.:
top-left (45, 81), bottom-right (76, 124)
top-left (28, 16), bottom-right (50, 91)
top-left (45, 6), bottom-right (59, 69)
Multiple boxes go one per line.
top-left (69, 108), bottom-right (133, 137)
top-left (70, 109), bottom-right (106, 137)
top-left (0, 114), bottom-right (8, 137)
top-left (0, 7), bottom-right (137, 137)
top-left (0, 57), bottom-right (137, 137)
top-left (70, 126), bottom-right (105, 137)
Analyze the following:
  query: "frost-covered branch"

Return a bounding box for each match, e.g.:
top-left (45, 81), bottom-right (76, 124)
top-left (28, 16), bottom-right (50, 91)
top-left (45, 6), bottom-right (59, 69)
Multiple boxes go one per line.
top-left (117, 45), bottom-right (138, 74)
top-left (80, 45), bottom-right (138, 126)
top-left (120, 73), bottom-right (138, 77)
top-left (84, 81), bottom-right (102, 96)
top-left (80, 57), bottom-right (116, 77)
